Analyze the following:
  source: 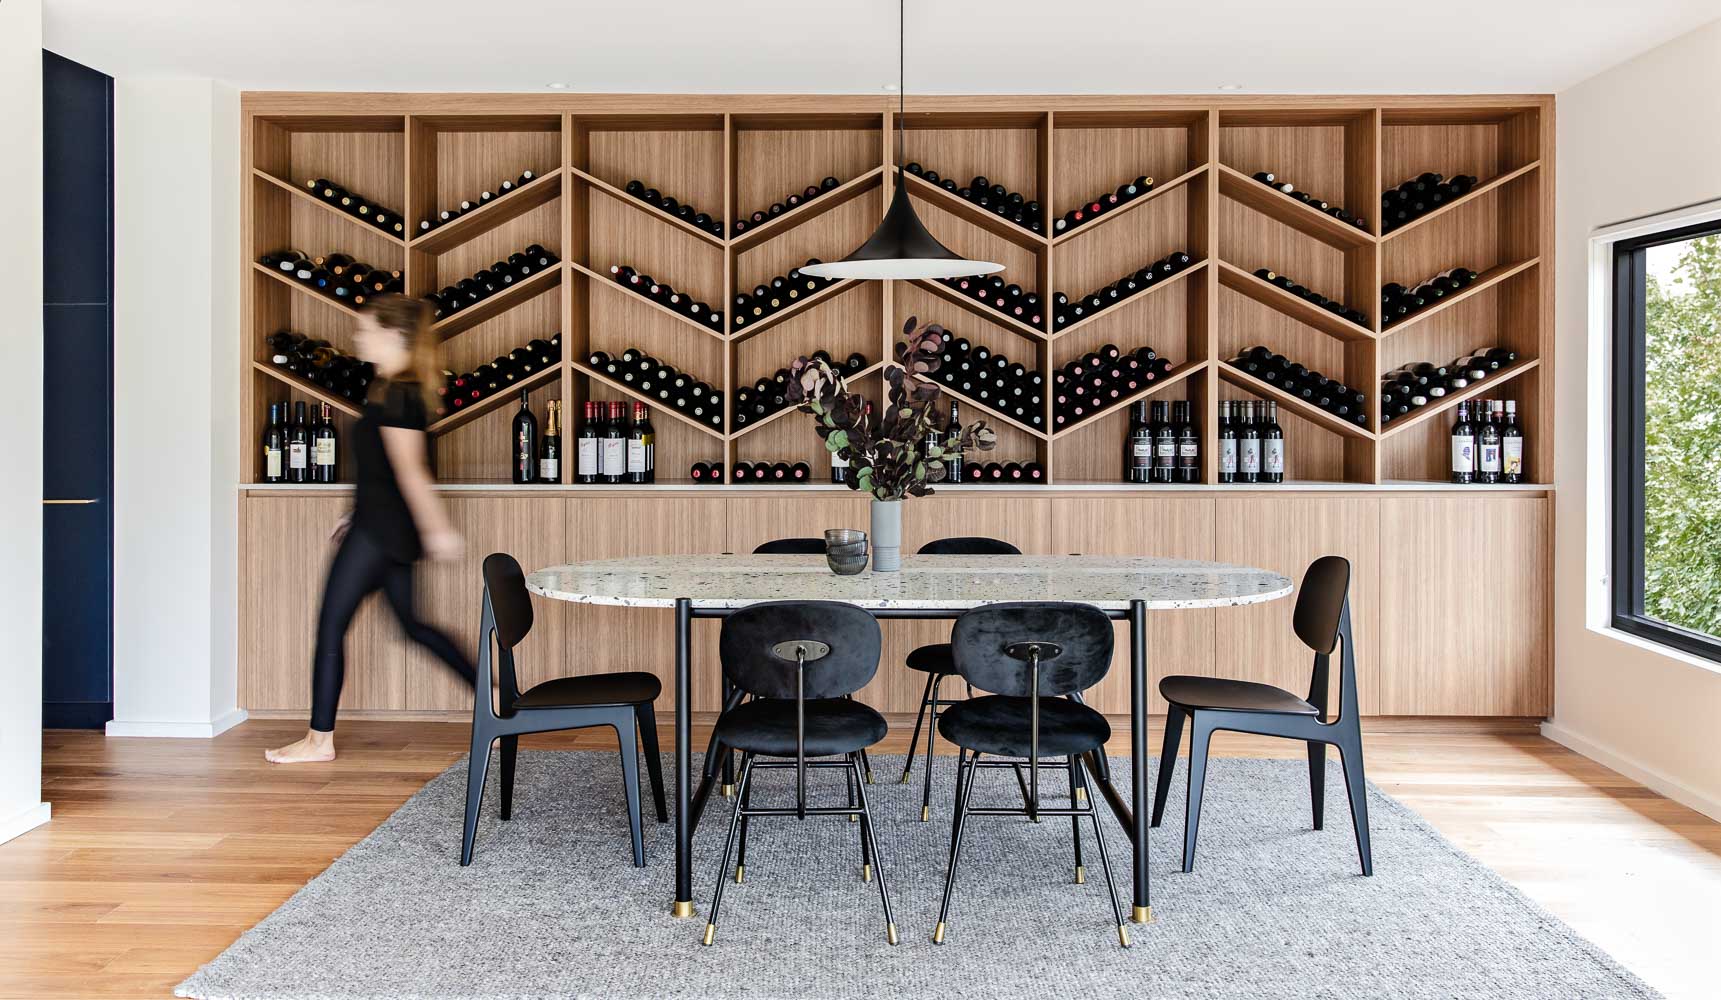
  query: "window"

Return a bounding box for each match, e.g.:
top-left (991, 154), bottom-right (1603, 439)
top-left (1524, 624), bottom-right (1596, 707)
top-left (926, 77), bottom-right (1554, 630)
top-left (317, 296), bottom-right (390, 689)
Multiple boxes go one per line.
top-left (1612, 219), bottom-right (1721, 662)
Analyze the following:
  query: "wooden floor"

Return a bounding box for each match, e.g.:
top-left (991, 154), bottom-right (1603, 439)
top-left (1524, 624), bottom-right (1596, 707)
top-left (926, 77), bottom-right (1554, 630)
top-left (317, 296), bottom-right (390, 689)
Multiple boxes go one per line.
top-left (2, 718), bottom-right (1717, 999)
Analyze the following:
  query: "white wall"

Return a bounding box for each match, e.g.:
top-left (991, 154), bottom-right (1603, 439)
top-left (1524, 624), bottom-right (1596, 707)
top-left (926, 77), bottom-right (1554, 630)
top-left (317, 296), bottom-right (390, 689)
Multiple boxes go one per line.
top-left (1550, 16), bottom-right (1721, 819)
top-left (0, 0), bottom-right (49, 845)
top-left (110, 78), bottom-right (243, 738)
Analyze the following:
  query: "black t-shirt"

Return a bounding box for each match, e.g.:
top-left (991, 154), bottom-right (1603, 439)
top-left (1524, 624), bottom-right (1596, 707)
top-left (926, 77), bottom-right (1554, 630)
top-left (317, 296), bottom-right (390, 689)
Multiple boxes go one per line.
top-left (350, 381), bottom-right (429, 562)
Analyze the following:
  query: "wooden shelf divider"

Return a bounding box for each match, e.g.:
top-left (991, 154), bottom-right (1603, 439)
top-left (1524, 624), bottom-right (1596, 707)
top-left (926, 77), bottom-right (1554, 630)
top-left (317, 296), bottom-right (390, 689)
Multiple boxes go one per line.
top-left (1215, 260), bottom-right (1376, 342)
top-left (729, 278), bottom-right (861, 342)
top-left (729, 360), bottom-right (886, 440)
top-left (1051, 164), bottom-right (1209, 246)
top-left (897, 169), bottom-right (1050, 251)
top-left (570, 261), bottom-right (725, 340)
top-left (1379, 358), bottom-right (1541, 436)
top-left (579, 363), bottom-right (727, 439)
top-left (1051, 360), bottom-right (1208, 438)
top-left (1381, 161), bottom-right (1540, 243)
top-left (1215, 164), bottom-right (1375, 250)
top-left (914, 277), bottom-right (1049, 341)
top-left (429, 263), bottom-right (561, 341)
top-left (253, 261), bottom-right (365, 320)
top-left (729, 167), bottom-right (884, 252)
top-left (251, 360), bottom-right (365, 417)
top-left (1217, 362), bottom-right (1376, 440)
top-left (570, 167), bottom-right (727, 249)
top-left (426, 362), bottom-right (561, 435)
top-left (253, 169), bottom-right (408, 247)
top-left (1379, 257), bottom-right (1540, 336)
top-left (409, 169), bottom-right (564, 255)
top-left (1053, 259), bottom-right (1207, 341)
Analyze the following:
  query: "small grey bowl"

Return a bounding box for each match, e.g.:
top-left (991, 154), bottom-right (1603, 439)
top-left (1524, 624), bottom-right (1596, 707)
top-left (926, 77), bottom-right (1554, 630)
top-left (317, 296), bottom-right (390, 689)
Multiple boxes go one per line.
top-left (824, 529), bottom-right (869, 575)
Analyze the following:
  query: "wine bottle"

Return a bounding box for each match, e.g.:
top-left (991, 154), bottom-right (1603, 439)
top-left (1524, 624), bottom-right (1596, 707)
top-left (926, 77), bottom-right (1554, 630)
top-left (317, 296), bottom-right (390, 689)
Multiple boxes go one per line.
top-left (601, 401), bottom-right (627, 484)
top-left (261, 402), bottom-right (286, 483)
top-left (312, 402), bottom-right (338, 483)
top-left (1217, 400), bottom-right (1237, 484)
top-left (576, 401), bottom-right (600, 484)
top-left (1238, 401), bottom-right (1261, 484)
top-left (1149, 401), bottom-right (1175, 484)
top-left (943, 400), bottom-right (964, 484)
top-left (287, 401), bottom-right (310, 483)
top-left (1450, 401), bottom-right (1476, 485)
top-left (830, 439), bottom-right (850, 484)
top-left (511, 390), bottom-right (539, 484)
top-left (1126, 401), bottom-right (1152, 483)
top-left (539, 400), bottom-right (562, 483)
top-left (1174, 400), bottom-right (1200, 483)
top-left (626, 402), bottom-right (655, 484)
top-left (1261, 401), bottom-right (1285, 483)
top-left (1501, 401), bottom-right (1524, 484)
top-left (1477, 399), bottom-right (1502, 484)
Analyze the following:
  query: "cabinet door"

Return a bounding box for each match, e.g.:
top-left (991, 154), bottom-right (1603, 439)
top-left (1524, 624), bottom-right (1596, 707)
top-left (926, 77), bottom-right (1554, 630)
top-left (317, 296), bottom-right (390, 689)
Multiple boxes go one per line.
top-left (1378, 497), bottom-right (1550, 715)
top-left (240, 496), bottom-right (403, 712)
top-left (1051, 497), bottom-right (1216, 713)
top-left (406, 497), bottom-right (571, 711)
top-left (1213, 497), bottom-right (1382, 714)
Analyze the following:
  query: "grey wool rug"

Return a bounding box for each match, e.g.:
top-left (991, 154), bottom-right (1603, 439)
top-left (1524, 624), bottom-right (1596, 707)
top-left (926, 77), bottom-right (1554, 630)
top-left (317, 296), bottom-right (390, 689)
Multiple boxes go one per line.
top-left (178, 751), bottom-right (1659, 1000)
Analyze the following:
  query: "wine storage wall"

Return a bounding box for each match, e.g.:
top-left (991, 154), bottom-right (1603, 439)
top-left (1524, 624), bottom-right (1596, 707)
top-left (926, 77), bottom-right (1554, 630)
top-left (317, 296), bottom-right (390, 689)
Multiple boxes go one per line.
top-left (243, 96), bottom-right (1553, 487)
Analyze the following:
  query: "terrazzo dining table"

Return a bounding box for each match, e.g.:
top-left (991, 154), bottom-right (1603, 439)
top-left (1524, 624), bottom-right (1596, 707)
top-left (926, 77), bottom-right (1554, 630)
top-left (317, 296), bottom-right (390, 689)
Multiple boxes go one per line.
top-left (526, 553), bottom-right (1293, 926)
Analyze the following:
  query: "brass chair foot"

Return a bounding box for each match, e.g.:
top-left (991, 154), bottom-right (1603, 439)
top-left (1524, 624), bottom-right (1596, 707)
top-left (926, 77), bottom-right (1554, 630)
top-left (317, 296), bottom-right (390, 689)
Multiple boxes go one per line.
top-left (1075, 865), bottom-right (1086, 884)
top-left (733, 865), bottom-right (744, 884)
top-left (849, 813), bottom-right (858, 823)
top-left (932, 921), bottom-right (946, 944)
top-left (1131, 904), bottom-right (1154, 924)
top-left (862, 863), bottom-right (873, 883)
top-left (921, 805), bottom-right (930, 822)
top-left (719, 783), bottom-right (735, 798)
top-left (866, 771), bottom-right (875, 784)
top-left (1075, 787), bottom-right (1088, 803)
top-left (899, 773), bottom-right (912, 785)
top-left (672, 900), bottom-right (694, 919)
top-left (1118, 925), bottom-right (1131, 948)
top-left (702, 923), bottom-right (716, 946)
top-left (887, 923), bottom-right (899, 946)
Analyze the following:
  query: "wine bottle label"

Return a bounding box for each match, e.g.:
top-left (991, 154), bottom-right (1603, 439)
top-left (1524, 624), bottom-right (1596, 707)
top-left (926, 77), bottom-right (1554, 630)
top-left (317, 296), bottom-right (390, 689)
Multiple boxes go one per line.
top-left (1240, 440), bottom-right (1261, 473)
top-left (1131, 441), bottom-right (1152, 459)
top-left (1218, 440), bottom-right (1237, 473)
top-left (601, 439), bottom-right (625, 475)
top-left (313, 439), bottom-right (335, 465)
top-left (577, 439), bottom-right (597, 476)
top-left (288, 442), bottom-right (308, 470)
top-left (540, 458), bottom-right (559, 479)
top-left (265, 448), bottom-right (282, 478)
top-left (627, 439), bottom-right (647, 473)
top-left (1451, 436), bottom-right (1474, 473)
top-left (1479, 443), bottom-right (1501, 473)
top-left (1179, 441), bottom-right (1199, 459)
top-left (831, 450), bottom-right (850, 469)
top-left (1264, 440), bottom-right (1284, 474)
top-left (1155, 440), bottom-right (1175, 467)
top-left (1503, 439), bottom-right (1523, 474)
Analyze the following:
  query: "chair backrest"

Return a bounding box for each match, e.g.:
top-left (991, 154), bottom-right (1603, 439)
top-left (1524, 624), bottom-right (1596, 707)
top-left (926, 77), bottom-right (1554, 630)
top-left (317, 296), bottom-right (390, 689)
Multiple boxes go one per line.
top-left (720, 600), bottom-right (882, 699)
top-left (950, 601), bottom-right (1113, 697)
top-left (917, 536), bottom-right (1022, 555)
top-left (752, 537), bottom-right (826, 554)
top-left (1292, 555), bottom-right (1356, 721)
top-left (477, 553), bottom-right (534, 719)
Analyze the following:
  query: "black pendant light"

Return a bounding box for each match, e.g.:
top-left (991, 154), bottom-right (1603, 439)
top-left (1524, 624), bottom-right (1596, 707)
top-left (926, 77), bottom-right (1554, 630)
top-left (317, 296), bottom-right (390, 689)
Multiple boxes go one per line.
top-left (800, 0), bottom-right (1002, 281)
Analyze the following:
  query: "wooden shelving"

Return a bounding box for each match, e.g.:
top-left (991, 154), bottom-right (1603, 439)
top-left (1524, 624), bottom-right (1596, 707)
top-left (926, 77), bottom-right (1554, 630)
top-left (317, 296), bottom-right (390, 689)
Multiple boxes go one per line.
top-left (1380, 257), bottom-right (1540, 335)
top-left (1052, 164), bottom-right (1207, 247)
top-left (1381, 161), bottom-right (1540, 242)
top-left (251, 360), bottom-right (364, 418)
top-left (914, 277), bottom-right (1048, 340)
top-left (571, 167), bottom-right (725, 249)
top-left (253, 261), bottom-right (365, 320)
top-left (729, 360), bottom-right (887, 441)
top-left (1380, 358), bottom-right (1541, 436)
top-left (1218, 362), bottom-right (1375, 440)
top-left (429, 263), bottom-right (560, 341)
top-left (1216, 260), bottom-right (1375, 342)
top-left (253, 169), bottom-right (408, 247)
top-left (897, 169), bottom-right (1049, 251)
top-left (1052, 360), bottom-right (1207, 438)
top-left (410, 169), bottom-right (563, 254)
top-left (570, 261), bottom-right (722, 339)
top-left (729, 167), bottom-right (884, 252)
top-left (1216, 164), bottom-right (1373, 250)
top-left (580, 363), bottom-right (726, 439)
top-left (427, 363), bottom-right (560, 434)
top-left (729, 278), bottom-right (860, 342)
top-left (1053, 259), bottom-right (1207, 341)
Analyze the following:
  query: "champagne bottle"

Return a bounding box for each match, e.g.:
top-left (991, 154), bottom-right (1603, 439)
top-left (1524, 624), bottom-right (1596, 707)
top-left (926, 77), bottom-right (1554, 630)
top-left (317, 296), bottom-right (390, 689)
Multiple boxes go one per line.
top-left (539, 400), bottom-right (562, 483)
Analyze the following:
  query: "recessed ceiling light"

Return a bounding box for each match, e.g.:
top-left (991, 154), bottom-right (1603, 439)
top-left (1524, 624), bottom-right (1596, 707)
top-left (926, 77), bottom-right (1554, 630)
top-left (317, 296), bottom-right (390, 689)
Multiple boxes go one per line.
top-left (883, 83), bottom-right (899, 92)
top-left (546, 82), bottom-right (569, 90)
top-left (1218, 83), bottom-right (1243, 91)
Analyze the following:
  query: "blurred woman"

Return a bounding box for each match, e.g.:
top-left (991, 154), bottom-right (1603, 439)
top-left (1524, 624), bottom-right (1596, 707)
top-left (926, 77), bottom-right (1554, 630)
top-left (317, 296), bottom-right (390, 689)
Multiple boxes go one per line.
top-left (267, 294), bottom-right (474, 763)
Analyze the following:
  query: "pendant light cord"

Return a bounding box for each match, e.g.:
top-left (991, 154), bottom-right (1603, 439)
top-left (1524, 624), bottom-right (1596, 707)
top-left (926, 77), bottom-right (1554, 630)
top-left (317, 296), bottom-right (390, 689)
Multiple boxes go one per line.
top-left (897, 0), bottom-right (905, 170)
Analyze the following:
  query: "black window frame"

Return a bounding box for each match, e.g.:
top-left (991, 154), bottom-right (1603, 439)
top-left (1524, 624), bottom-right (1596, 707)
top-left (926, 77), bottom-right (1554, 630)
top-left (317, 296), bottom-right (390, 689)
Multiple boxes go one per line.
top-left (1610, 217), bottom-right (1721, 664)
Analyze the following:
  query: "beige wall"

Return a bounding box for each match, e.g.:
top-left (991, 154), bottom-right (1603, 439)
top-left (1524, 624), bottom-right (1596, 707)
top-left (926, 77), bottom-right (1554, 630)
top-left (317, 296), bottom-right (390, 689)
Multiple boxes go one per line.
top-left (1551, 16), bottom-right (1721, 819)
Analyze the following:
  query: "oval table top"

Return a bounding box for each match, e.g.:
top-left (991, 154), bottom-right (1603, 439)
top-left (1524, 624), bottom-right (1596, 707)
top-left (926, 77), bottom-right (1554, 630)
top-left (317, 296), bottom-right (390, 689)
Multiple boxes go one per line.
top-left (526, 554), bottom-right (1293, 611)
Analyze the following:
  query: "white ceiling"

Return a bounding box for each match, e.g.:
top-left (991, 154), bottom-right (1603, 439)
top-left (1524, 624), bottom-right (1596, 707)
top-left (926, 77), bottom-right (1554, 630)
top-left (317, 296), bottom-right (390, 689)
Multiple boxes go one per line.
top-left (41, 0), bottom-right (1721, 95)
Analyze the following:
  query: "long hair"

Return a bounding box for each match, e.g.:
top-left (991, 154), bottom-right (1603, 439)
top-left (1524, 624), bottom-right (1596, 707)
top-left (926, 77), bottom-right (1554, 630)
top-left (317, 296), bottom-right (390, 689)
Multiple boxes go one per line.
top-left (362, 293), bottom-right (439, 412)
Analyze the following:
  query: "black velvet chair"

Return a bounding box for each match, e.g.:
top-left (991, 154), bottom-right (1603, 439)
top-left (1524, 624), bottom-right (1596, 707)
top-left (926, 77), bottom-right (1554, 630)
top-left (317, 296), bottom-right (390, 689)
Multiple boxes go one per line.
top-left (701, 601), bottom-right (897, 946)
top-left (751, 537), bottom-right (825, 554)
top-left (935, 601), bottom-right (1129, 948)
top-left (459, 553), bottom-right (667, 868)
top-left (898, 536), bottom-right (1022, 821)
top-left (1151, 555), bottom-right (1373, 876)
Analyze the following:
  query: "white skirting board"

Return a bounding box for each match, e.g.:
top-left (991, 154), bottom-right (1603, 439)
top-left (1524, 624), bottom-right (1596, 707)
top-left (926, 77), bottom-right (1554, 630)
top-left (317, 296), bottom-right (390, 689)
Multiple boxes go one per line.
top-left (1541, 721), bottom-right (1721, 823)
top-left (105, 708), bottom-right (248, 739)
top-left (0, 802), bottom-right (50, 846)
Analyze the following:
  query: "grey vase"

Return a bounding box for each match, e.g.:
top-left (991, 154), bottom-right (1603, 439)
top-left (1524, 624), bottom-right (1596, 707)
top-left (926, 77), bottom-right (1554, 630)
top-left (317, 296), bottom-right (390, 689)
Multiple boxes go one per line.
top-left (870, 499), bottom-right (903, 572)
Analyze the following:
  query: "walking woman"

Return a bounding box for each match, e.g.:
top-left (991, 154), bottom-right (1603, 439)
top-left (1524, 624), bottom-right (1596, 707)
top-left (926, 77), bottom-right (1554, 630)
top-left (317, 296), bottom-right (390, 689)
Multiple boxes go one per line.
top-left (267, 295), bottom-right (475, 763)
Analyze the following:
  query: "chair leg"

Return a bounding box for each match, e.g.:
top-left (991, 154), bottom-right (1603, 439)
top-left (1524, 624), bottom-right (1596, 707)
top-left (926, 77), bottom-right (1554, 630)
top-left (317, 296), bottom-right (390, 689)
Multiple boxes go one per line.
top-left (636, 701), bottom-right (669, 823)
top-left (458, 730), bottom-right (494, 867)
top-left (1079, 756), bottom-right (1130, 948)
top-left (718, 681), bottom-right (736, 796)
top-left (1336, 736), bottom-right (1373, 877)
top-left (947, 747), bottom-right (968, 854)
top-left (846, 758), bottom-right (859, 823)
top-left (852, 753), bottom-right (872, 880)
top-left (921, 674), bottom-right (945, 822)
top-left (898, 673), bottom-right (936, 784)
top-left (1069, 755), bottom-right (1085, 883)
top-left (1307, 740), bottom-right (1327, 831)
top-left (1151, 707), bottom-right (1186, 828)
top-left (934, 750), bottom-right (980, 944)
top-left (702, 755), bottom-right (754, 946)
top-left (857, 746), bottom-right (874, 785)
top-left (614, 722), bottom-right (645, 868)
top-left (851, 752), bottom-right (898, 945)
top-left (734, 767), bottom-right (754, 883)
top-left (1181, 716), bottom-right (1215, 874)
top-left (498, 735), bottom-right (518, 822)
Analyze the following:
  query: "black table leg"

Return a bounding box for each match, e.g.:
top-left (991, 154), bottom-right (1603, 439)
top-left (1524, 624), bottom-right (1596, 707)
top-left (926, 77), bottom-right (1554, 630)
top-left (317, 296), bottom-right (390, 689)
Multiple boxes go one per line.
top-left (1129, 598), bottom-right (1152, 924)
top-left (673, 597), bottom-right (693, 918)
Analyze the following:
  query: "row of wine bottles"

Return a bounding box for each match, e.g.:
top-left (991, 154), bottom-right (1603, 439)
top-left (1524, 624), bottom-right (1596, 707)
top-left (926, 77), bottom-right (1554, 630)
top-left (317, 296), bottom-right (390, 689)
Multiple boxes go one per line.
top-left (900, 163), bottom-right (1045, 235)
top-left (728, 461), bottom-right (814, 483)
top-left (260, 400), bottom-right (340, 483)
top-left (1217, 399), bottom-right (1285, 484)
top-left (572, 401), bottom-right (656, 484)
top-left (1247, 170), bottom-right (1369, 230)
top-left (1381, 171), bottom-right (1480, 233)
top-left (935, 274), bottom-right (1043, 327)
top-left (931, 333), bottom-right (1045, 429)
top-left (733, 350), bottom-right (869, 428)
top-left (1053, 251), bottom-right (1197, 329)
top-left (958, 461), bottom-right (1044, 484)
top-left (623, 179), bottom-right (725, 239)
top-left (302, 178), bottom-right (405, 236)
top-left (508, 395), bottom-right (565, 484)
top-left (1381, 267), bottom-right (1479, 327)
top-left (1229, 346), bottom-right (1369, 426)
top-left (1053, 174), bottom-right (1156, 236)
top-left (1379, 348), bottom-right (1518, 426)
top-left (731, 260), bottom-right (838, 330)
top-left (1054, 345), bottom-right (1173, 428)
top-left (1124, 400), bottom-right (1202, 483)
top-left (266, 331), bottom-right (376, 401)
top-left (607, 264), bottom-right (726, 331)
top-left (421, 169), bottom-right (545, 234)
top-left (259, 250), bottom-right (405, 305)
top-left (438, 336), bottom-right (562, 417)
top-left (732, 175), bottom-right (843, 238)
top-left (585, 348), bottom-right (725, 429)
top-left (427, 245), bottom-right (560, 319)
top-left (1250, 268), bottom-right (1369, 327)
top-left (1450, 398), bottom-right (1525, 484)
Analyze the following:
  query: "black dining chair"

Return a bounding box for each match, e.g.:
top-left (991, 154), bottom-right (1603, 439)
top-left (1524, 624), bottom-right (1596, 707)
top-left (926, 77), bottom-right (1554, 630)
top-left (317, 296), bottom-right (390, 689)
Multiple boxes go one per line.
top-left (459, 553), bottom-right (667, 868)
top-left (1151, 555), bottom-right (1372, 876)
top-left (935, 601), bottom-right (1129, 948)
top-left (701, 600), bottom-right (897, 946)
top-left (898, 536), bottom-right (1022, 821)
top-left (751, 537), bottom-right (825, 554)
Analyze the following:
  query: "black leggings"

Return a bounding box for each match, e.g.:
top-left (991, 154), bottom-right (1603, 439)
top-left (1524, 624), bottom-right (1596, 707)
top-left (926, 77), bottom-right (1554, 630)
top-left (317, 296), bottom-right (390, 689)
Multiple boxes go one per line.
top-left (310, 529), bottom-right (475, 732)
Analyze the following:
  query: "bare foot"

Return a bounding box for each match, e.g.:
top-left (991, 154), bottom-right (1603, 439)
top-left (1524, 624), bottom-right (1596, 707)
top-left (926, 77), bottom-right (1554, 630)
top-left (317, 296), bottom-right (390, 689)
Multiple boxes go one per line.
top-left (265, 730), bottom-right (337, 764)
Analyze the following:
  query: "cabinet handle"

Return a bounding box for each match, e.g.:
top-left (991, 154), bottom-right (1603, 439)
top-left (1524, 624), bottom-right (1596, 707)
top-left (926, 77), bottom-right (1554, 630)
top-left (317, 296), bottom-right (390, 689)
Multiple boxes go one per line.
top-left (42, 499), bottom-right (99, 505)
